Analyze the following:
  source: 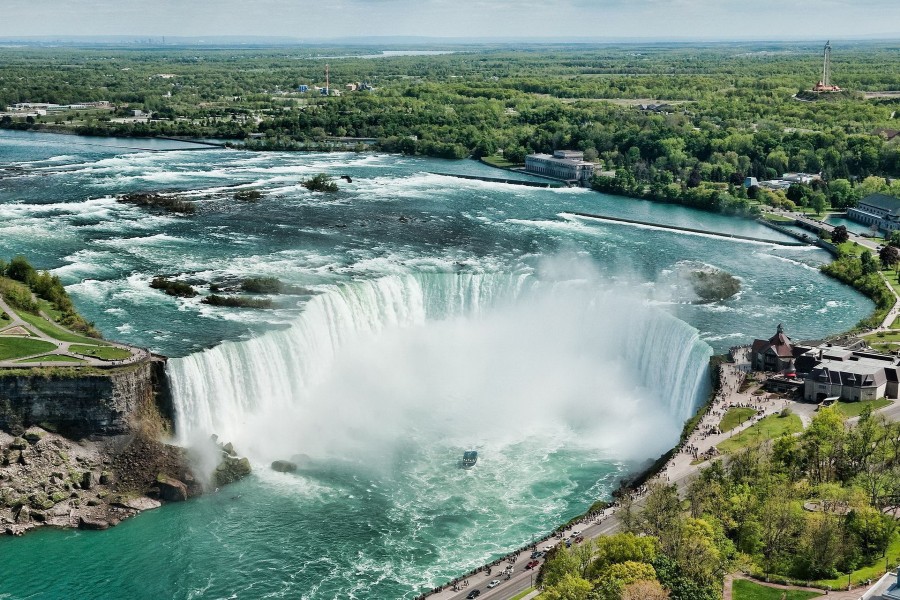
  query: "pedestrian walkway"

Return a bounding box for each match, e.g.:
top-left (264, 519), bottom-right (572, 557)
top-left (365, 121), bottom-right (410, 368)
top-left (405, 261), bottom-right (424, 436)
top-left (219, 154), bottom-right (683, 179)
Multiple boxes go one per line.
top-left (0, 295), bottom-right (148, 368)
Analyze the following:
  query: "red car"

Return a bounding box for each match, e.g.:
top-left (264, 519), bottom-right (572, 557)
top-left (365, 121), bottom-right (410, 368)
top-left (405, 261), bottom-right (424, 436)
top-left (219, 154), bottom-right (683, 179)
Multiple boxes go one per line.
top-left (525, 560), bottom-right (540, 570)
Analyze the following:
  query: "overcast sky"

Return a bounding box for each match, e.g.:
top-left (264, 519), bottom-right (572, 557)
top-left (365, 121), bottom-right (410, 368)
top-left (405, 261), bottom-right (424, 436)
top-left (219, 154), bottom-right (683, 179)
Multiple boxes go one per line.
top-left (1, 0), bottom-right (898, 41)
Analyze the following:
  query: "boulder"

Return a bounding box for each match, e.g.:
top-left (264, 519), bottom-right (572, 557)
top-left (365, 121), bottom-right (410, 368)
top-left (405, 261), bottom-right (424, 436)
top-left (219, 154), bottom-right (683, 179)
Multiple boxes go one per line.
top-left (78, 517), bottom-right (109, 530)
top-left (271, 460), bottom-right (298, 473)
top-left (81, 471), bottom-right (94, 490)
top-left (214, 457), bottom-right (252, 486)
top-left (22, 431), bottom-right (44, 445)
top-left (10, 438), bottom-right (27, 451)
top-left (99, 471), bottom-right (111, 485)
top-left (222, 442), bottom-right (236, 456)
top-left (123, 497), bottom-right (161, 511)
top-left (156, 474), bottom-right (188, 502)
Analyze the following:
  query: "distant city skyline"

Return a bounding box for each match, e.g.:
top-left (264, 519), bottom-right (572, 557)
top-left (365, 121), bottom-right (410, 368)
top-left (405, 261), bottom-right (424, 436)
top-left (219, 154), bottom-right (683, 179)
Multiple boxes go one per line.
top-left (1, 0), bottom-right (899, 41)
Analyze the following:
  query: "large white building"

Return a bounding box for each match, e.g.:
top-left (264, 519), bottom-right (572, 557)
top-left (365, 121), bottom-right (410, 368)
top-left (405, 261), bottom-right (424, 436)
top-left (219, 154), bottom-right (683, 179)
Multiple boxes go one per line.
top-left (525, 150), bottom-right (594, 186)
top-left (847, 193), bottom-right (900, 232)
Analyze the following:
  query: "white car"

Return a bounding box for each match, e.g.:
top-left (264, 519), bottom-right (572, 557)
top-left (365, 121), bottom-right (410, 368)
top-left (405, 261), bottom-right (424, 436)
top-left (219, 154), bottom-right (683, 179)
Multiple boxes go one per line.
top-left (487, 580), bottom-right (501, 589)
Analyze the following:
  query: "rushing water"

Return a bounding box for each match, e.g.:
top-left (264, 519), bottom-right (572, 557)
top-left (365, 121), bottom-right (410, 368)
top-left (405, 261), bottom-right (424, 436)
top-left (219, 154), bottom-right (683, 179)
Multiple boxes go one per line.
top-left (0, 130), bottom-right (873, 599)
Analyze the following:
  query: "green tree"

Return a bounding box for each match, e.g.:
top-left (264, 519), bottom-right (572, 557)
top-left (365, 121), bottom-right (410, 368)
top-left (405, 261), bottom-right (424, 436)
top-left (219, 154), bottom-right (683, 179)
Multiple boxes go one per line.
top-left (810, 192), bottom-right (828, 215)
top-left (540, 544), bottom-right (581, 588)
top-left (541, 573), bottom-right (592, 600)
top-left (861, 250), bottom-right (877, 275)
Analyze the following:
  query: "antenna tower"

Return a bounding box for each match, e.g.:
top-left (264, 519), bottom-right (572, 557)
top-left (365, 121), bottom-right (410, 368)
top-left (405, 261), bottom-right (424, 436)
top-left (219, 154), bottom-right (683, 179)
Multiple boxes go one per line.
top-left (822, 40), bottom-right (832, 88)
top-left (326, 63), bottom-right (330, 96)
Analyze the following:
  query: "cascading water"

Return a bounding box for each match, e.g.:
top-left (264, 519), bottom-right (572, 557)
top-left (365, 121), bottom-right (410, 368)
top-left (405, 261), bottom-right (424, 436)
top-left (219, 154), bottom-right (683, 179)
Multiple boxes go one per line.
top-left (168, 269), bottom-right (712, 463)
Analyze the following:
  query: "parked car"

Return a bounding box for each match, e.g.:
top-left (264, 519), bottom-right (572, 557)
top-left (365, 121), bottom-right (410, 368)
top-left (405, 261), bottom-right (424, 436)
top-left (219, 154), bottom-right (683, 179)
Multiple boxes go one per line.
top-left (487, 580), bottom-right (501, 588)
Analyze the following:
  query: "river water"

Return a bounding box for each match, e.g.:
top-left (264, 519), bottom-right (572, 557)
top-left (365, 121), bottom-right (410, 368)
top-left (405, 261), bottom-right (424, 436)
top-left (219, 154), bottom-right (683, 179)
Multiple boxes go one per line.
top-left (0, 130), bottom-right (872, 599)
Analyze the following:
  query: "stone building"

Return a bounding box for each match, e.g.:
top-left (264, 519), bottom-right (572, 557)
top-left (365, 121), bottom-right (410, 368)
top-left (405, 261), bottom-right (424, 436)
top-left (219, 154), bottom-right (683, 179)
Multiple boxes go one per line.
top-left (847, 193), bottom-right (900, 232)
top-left (524, 150), bottom-right (594, 186)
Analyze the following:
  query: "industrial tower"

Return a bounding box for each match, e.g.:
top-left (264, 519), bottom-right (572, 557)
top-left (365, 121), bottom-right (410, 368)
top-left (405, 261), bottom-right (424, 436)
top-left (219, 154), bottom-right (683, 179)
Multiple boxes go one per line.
top-left (813, 41), bottom-right (841, 92)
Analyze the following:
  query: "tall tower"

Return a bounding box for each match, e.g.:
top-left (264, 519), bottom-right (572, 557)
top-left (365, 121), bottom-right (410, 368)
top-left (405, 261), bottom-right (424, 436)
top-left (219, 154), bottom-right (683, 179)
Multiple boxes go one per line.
top-left (325, 63), bottom-right (330, 96)
top-left (822, 40), bottom-right (832, 89)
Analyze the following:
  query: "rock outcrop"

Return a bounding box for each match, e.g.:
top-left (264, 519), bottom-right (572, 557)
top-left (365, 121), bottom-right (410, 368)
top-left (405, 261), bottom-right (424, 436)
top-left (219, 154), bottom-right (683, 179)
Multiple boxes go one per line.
top-left (271, 460), bottom-right (298, 473)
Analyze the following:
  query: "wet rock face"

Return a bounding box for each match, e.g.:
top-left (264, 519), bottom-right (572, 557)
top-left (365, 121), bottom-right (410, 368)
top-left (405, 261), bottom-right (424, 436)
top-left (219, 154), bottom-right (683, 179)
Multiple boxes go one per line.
top-left (214, 456), bottom-right (251, 487)
top-left (156, 475), bottom-right (188, 502)
top-left (271, 460), bottom-right (298, 473)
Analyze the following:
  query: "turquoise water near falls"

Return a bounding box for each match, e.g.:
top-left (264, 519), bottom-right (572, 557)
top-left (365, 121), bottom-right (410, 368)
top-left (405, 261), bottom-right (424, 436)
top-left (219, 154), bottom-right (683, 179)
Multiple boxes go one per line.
top-left (0, 130), bottom-right (873, 599)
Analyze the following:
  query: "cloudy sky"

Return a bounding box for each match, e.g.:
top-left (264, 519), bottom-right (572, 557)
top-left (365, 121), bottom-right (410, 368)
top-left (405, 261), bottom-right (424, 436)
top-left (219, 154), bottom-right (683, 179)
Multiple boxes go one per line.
top-left (1, 0), bottom-right (898, 40)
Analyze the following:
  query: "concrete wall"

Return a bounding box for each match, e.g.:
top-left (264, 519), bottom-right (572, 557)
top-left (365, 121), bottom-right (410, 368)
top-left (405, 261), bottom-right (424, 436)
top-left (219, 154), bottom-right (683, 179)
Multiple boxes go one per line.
top-left (0, 359), bottom-right (170, 437)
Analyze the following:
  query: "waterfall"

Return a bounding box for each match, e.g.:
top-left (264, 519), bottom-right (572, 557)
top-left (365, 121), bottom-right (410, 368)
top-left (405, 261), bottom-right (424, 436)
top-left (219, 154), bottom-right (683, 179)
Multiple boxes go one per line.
top-left (167, 272), bottom-right (712, 460)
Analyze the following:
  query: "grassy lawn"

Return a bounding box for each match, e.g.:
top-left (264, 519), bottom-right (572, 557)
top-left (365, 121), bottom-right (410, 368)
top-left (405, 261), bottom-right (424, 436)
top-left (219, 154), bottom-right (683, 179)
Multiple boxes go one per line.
top-left (720, 407), bottom-right (757, 433)
top-left (892, 316), bottom-right (900, 328)
top-left (509, 588), bottom-right (536, 600)
top-left (866, 331), bottom-right (900, 343)
top-left (15, 354), bottom-right (86, 364)
top-left (68, 344), bottom-right (132, 361)
top-left (833, 398), bottom-right (892, 418)
top-left (814, 533), bottom-right (900, 588)
top-left (761, 213), bottom-right (795, 223)
top-left (717, 414), bottom-right (803, 453)
top-left (732, 579), bottom-right (818, 600)
top-left (14, 310), bottom-right (109, 345)
top-left (837, 241), bottom-right (868, 257)
top-left (0, 337), bottom-right (57, 361)
top-left (481, 154), bottom-right (519, 169)
top-left (0, 311), bottom-right (10, 328)
top-left (37, 299), bottom-right (63, 322)
top-left (880, 270), bottom-right (900, 297)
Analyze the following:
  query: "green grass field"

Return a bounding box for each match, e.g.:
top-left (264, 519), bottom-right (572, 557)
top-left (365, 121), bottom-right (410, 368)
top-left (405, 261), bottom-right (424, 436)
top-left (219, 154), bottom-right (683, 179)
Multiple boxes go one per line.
top-left (509, 588), bottom-right (536, 600)
top-left (837, 241), bottom-right (868, 257)
top-left (720, 407), bottom-right (757, 433)
top-left (0, 311), bottom-right (10, 328)
top-left (0, 337), bottom-right (57, 361)
top-left (732, 579), bottom-right (818, 600)
top-left (717, 414), bottom-right (803, 453)
top-left (15, 354), bottom-right (86, 364)
top-left (481, 155), bottom-right (519, 169)
top-left (761, 213), bottom-right (795, 223)
top-left (15, 310), bottom-right (108, 346)
top-left (833, 398), bottom-right (892, 418)
top-left (68, 344), bottom-right (132, 361)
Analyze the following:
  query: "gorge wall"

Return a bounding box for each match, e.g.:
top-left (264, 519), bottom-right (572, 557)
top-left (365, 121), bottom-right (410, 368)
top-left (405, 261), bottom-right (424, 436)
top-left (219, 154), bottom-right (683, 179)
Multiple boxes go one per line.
top-left (0, 358), bottom-right (171, 438)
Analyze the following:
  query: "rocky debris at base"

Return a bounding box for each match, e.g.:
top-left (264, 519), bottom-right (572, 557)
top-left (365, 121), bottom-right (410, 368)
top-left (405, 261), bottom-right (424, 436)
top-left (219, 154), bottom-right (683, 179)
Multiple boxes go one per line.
top-left (0, 427), bottom-right (251, 536)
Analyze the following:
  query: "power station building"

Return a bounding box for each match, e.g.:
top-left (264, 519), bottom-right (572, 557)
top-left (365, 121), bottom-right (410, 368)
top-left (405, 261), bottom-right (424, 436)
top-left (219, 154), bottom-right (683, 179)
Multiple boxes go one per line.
top-left (525, 150), bottom-right (595, 186)
top-left (847, 193), bottom-right (900, 232)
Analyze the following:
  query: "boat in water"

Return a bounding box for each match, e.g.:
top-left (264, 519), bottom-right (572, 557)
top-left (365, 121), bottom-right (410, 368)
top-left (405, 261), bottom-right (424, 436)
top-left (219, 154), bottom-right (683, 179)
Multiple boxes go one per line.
top-left (461, 450), bottom-right (478, 469)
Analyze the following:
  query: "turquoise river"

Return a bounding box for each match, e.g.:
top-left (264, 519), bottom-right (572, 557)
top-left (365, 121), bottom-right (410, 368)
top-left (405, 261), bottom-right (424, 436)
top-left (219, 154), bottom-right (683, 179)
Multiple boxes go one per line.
top-left (0, 130), bottom-right (873, 599)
